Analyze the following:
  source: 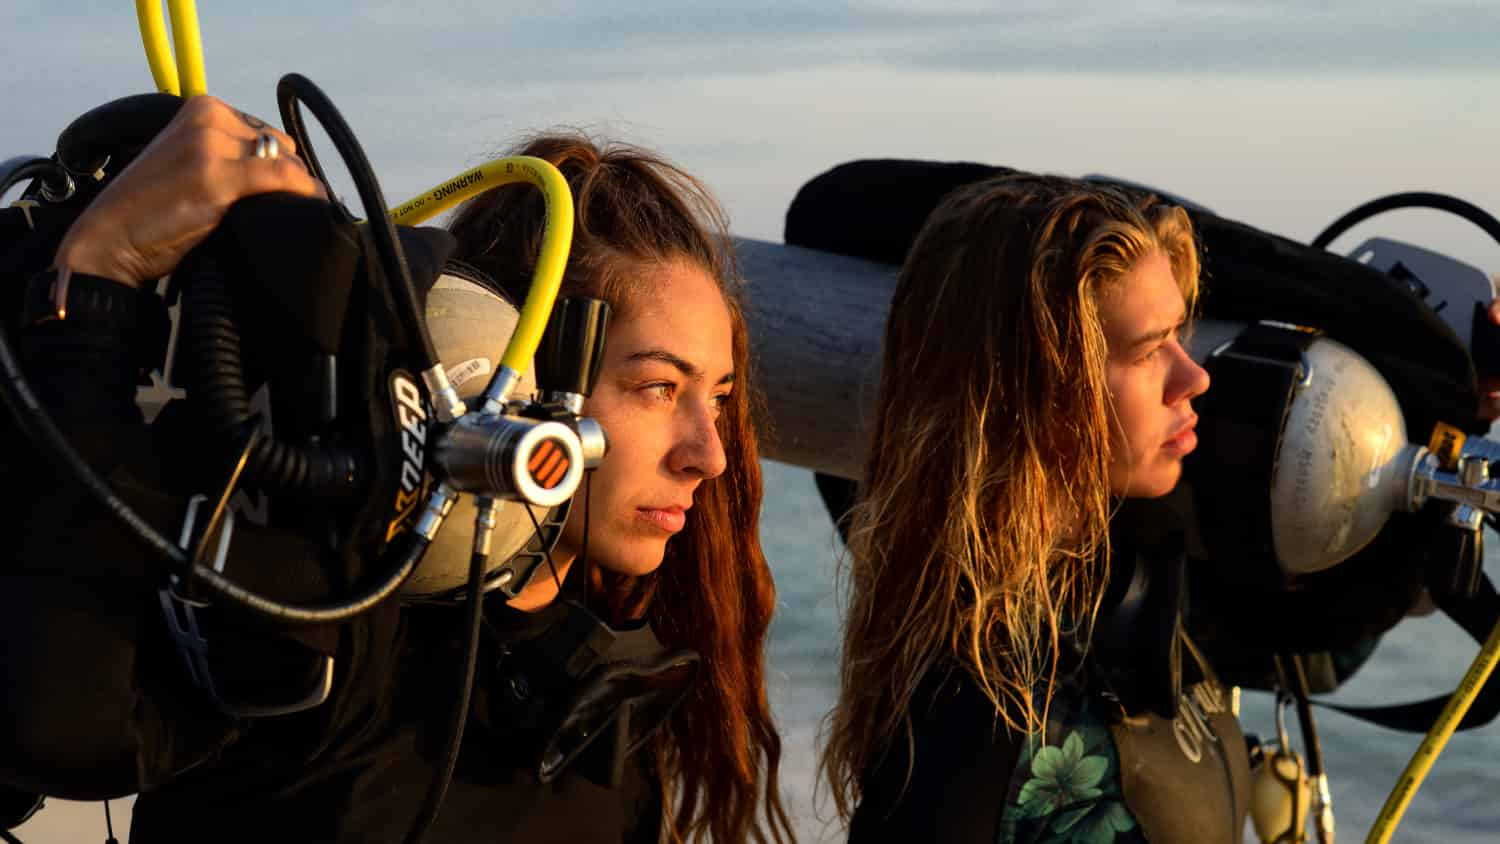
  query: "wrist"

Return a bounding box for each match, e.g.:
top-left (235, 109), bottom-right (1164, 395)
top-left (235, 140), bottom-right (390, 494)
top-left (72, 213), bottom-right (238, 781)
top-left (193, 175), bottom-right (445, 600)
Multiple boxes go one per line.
top-left (54, 234), bottom-right (144, 290)
top-left (20, 268), bottom-right (172, 380)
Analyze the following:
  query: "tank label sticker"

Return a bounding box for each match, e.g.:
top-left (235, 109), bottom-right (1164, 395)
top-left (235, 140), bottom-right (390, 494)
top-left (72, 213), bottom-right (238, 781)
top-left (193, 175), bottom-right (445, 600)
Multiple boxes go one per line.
top-left (446, 357), bottom-right (492, 391)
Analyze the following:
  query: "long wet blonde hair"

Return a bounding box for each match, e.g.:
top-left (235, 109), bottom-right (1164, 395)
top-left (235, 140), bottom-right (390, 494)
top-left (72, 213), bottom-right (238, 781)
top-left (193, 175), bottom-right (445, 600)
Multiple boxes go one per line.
top-left (822, 173), bottom-right (1200, 818)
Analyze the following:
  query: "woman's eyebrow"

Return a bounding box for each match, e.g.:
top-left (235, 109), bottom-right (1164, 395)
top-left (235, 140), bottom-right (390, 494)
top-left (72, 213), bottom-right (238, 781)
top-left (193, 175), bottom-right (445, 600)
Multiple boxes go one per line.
top-left (1125, 314), bottom-right (1188, 350)
top-left (625, 349), bottom-right (735, 385)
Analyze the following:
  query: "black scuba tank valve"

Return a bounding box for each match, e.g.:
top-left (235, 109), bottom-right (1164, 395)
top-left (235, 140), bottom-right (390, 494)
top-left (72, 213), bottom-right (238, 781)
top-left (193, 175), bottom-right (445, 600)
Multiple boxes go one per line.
top-left (536, 297), bottom-right (611, 412)
top-left (535, 296), bottom-right (611, 469)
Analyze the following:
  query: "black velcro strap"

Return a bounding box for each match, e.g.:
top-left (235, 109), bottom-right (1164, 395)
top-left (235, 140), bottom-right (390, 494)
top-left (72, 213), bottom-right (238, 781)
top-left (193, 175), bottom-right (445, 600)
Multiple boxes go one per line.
top-left (18, 270), bottom-right (170, 383)
top-left (1316, 580), bottom-right (1500, 732)
top-left (1188, 322), bottom-right (1319, 588)
top-left (1320, 691), bottom-right (1498, 732)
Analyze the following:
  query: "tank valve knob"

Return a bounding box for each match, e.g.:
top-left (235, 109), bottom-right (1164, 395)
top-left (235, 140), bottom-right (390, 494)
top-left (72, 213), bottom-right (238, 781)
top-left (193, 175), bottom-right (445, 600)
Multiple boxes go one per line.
top-left (1460, 455), bottom-right (1490, 488)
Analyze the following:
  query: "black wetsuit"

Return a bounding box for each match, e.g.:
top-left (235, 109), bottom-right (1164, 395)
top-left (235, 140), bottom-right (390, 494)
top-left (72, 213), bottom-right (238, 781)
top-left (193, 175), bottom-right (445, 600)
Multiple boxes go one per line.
top-left (127, 603), bottom-right (663, 844)
top-left (848, 635), bottom-right (1251, 844)
top-left (0, 269), bottom-right (661, 843)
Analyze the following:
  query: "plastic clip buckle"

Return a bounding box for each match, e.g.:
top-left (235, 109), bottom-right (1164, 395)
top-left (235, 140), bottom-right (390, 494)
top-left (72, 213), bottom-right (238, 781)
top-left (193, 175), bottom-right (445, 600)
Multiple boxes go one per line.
top-left (158, 495), bottom-right (335, 718)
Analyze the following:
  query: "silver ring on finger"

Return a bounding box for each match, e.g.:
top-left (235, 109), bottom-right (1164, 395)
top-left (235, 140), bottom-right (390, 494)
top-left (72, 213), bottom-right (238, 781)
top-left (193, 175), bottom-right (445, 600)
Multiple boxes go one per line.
top-left (252, 132), bottom-right (280, 160)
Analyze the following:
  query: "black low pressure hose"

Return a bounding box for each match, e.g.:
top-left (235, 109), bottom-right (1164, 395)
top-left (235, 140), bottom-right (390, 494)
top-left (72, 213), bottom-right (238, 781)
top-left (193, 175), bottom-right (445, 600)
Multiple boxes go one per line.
top-left (403, 546), bottom-right (488, 844)
top-left (271, 86), bottom-right (335, 201)
top-left (177, 251), bottom-right (360, 495)
top-left (1313, 191), bottom-right (1500, 252)
top-left (0, 157), bottom-right (73, 204)
top-left (1285, 656), bottom-right (1327, 781)
top-left (273, 73), bottom-right (442, 374)
top-left (0, 116), bottom-right (429, 627)
top-left (197, 530), bottom-right (431, 624)
top-left (1282, 654), bottom-right (1331, 844)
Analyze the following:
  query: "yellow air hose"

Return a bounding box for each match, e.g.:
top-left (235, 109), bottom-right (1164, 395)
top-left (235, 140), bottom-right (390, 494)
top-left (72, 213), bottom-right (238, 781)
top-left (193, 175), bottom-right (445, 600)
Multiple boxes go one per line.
top-left (1365, 613), bottom-right (1500, 842)
top-left (389, 157), bottom-right (574, 388)
top-left (135, 0), bottom-right (179, 95)
top-left (136, 0), bottom-right (207, 97)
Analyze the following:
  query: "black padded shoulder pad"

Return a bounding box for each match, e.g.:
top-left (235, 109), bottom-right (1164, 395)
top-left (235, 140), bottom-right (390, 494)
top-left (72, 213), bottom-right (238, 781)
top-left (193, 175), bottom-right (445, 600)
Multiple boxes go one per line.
top-left (784, 159), bottom-right (1013, 265)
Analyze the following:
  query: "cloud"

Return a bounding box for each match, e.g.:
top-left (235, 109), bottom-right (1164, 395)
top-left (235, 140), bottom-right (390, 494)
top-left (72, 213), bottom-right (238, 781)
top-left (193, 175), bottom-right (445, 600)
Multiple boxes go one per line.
top-left (4, 2), bottom-right (1497, 98)
top-left (3, 3), bottom-right (1496, 271)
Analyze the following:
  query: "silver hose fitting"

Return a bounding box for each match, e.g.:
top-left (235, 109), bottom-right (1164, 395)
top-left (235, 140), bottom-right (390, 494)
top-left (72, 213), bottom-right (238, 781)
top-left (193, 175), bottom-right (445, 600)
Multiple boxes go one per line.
top-left (414, 482), bottom-right (460, 542)
top-left (420, 364), bottom-right (467, 424)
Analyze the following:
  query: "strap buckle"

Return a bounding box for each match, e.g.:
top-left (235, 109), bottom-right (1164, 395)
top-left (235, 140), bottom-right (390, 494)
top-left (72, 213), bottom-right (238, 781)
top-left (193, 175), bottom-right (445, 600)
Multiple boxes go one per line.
top-left (158, 494), bottom-right (334, 717)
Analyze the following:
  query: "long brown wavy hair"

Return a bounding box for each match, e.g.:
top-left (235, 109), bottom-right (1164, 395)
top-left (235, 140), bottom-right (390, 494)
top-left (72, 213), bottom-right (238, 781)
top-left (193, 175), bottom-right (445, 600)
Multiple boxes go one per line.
top-left (821, 173), bottom-right (1200, 819)
top-left (448, 132), bottom-right (793, 844)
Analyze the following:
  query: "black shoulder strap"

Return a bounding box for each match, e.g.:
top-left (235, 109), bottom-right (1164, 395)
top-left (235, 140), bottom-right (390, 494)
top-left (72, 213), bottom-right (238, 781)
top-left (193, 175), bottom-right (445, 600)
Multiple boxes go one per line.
top-left (1315, 577), bottom-right (1500, 732)
top-left (1189, 322), bottom-right (1320, 590)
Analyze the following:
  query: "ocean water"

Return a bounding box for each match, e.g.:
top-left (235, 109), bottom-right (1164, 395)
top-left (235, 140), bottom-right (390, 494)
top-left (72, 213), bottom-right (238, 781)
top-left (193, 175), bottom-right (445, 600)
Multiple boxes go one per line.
top-left (16, 459), bottom-right (1500, 842)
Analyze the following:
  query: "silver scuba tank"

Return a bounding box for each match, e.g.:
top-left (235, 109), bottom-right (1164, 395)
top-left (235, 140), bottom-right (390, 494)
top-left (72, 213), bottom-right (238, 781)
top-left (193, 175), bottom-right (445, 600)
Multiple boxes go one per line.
top-left (1189, 319), bottom-right (1494, 578)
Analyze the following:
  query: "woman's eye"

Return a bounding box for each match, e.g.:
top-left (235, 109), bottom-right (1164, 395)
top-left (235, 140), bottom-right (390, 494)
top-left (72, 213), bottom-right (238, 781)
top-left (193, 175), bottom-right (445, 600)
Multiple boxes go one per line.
top-left (710, 392), bottom-right (732, 414)
top-left (644, 382), bottom-right (676, 402)
top-left (1139, 330), bottom-right (1187, 365)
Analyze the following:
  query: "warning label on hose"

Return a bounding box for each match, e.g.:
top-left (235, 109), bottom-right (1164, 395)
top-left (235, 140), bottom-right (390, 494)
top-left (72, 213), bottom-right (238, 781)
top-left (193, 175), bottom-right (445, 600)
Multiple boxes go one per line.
top-left (430, 169), bottom-right (483, 202)
top-left (392, 170), bottom-right (485, 221)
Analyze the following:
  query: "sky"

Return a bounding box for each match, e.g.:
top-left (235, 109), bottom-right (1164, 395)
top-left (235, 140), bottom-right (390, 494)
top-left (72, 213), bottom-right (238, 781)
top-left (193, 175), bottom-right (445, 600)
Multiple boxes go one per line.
top-left (3, 1), bottom-right (1498, 276)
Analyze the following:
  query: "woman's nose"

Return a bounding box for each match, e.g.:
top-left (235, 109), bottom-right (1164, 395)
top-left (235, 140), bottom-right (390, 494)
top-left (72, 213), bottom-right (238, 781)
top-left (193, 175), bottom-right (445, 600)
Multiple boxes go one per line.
top-left (1169, 342), bottom-right (1211, 403)
top-left (670, 405), bottom-right (728, 479)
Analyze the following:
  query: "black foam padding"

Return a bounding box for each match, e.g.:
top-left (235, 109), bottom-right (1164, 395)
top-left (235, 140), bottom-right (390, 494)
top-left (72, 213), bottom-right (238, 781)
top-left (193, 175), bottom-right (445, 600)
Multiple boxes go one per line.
top-left (785, 159), bottom-right (1482, 441)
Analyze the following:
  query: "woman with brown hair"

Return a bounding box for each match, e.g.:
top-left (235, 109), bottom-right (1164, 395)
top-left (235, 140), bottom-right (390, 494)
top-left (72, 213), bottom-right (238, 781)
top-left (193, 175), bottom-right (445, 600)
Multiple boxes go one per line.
top-left (433, 131), bottom-right (796, 844)
top-left (2, 96), bottom-right (791, 843)
top-left (822, 173), bottom-right (1244, 843)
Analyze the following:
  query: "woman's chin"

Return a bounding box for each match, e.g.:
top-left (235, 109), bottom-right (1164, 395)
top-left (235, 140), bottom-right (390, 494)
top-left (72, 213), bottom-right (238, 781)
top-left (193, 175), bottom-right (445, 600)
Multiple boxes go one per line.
top-left (588, 538), bottom-right (670, 577)
top-left (1116, 462), bottom-right (1184, 499)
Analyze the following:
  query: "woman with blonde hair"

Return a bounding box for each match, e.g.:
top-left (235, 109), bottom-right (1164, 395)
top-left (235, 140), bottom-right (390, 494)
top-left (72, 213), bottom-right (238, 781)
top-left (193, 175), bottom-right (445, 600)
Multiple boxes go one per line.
top-left (823, 173), bottom-right (1247, 842)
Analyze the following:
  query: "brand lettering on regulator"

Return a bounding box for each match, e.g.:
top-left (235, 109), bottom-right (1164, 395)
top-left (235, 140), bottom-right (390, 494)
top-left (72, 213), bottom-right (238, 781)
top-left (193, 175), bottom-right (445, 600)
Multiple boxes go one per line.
top-left (387, 371), bottom-right (431, 541)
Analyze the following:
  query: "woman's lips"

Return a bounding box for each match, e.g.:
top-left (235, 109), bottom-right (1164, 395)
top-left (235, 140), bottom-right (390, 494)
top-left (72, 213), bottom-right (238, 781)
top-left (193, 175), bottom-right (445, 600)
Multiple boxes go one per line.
top-left (637, 506), bottom-right (687, 534)
top-left (1164, 418), bottom-right (1198, 455)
